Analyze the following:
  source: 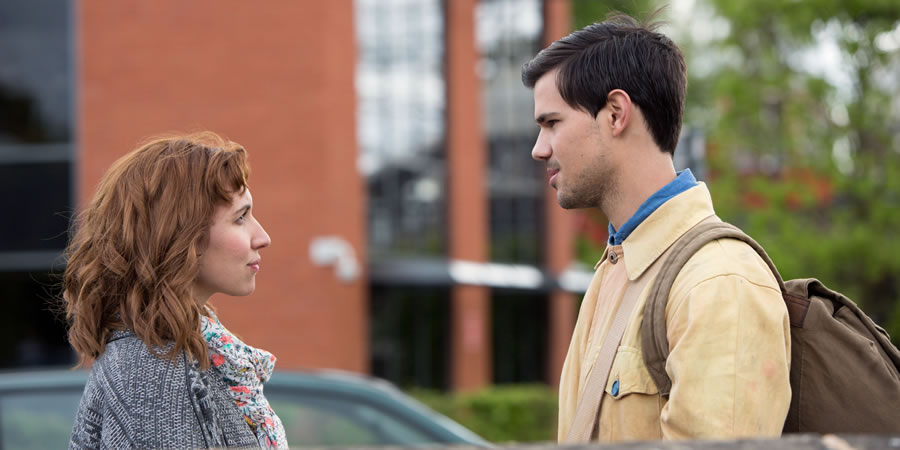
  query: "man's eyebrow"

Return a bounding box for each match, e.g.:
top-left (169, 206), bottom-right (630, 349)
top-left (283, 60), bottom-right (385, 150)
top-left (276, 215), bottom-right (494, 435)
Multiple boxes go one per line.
top-left (234, 204), bottom-right (251, 215)
top-left (535, 112), bottom-right (559, 124)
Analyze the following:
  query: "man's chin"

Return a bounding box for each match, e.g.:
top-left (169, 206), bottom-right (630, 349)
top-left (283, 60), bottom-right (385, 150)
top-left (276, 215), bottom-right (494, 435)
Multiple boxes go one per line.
top-left (556, 192), bottom-right (583, 210)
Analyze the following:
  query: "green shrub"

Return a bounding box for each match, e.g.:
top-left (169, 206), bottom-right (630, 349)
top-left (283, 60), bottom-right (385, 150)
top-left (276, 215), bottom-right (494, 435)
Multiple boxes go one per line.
top-left (410, 384), bottom-right (557, 443)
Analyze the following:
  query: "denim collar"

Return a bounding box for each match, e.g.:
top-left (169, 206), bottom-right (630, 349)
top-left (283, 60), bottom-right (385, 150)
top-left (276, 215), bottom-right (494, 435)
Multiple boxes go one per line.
top-left (608, 169), bottom-right (698, 246)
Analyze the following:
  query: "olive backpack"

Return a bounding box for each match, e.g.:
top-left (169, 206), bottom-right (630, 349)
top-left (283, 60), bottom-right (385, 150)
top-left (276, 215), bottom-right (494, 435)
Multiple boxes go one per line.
top-left (641, 221), bottom-right (900, 433)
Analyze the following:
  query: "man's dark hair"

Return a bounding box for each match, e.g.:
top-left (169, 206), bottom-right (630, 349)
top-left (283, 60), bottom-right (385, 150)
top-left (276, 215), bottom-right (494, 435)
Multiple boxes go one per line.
top-left (522, 13), bottom-right (687, 155)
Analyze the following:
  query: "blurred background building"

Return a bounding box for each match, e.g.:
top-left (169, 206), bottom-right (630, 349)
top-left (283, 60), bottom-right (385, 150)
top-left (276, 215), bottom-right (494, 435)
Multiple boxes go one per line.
top-left (0, 0), bottom-right (589, 392)
top-left (5, 0), bottom-right (896, 399)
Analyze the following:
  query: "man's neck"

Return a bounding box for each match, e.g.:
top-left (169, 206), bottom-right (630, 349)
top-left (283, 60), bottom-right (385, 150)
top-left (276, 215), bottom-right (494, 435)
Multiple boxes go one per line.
top-left (604, 156), bottom-right (677, 231)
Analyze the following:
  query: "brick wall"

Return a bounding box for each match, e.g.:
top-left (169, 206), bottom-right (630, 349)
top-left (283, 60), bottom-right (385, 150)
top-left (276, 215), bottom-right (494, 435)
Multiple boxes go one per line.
top-left (78, 1), bottom-right (367, 371)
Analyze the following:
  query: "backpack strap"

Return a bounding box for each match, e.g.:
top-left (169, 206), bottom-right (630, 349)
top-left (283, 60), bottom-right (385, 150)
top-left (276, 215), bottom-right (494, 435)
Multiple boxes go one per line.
top-left (641, 221), bottom-right (786, 397)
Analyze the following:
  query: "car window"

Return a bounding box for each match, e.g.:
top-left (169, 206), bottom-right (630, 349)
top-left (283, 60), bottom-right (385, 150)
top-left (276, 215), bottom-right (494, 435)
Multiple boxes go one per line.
top-left (268, 391), bottom-right (437, 447)
top-left (0, 390), bottom-right (82, 450)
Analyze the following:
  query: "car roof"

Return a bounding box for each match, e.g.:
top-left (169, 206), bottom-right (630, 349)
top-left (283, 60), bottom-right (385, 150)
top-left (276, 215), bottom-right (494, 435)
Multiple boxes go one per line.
top-left (268, 370), bottom-right (489, 446)
top-left (0, 368), bottom-right (489, 446)
top-left (0, 368), bottom-right (89, 392)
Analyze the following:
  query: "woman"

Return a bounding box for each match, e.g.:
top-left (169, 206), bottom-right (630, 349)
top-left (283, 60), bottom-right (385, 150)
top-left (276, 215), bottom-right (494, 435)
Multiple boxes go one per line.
top-left (65, 132), bottom-right (287, 448)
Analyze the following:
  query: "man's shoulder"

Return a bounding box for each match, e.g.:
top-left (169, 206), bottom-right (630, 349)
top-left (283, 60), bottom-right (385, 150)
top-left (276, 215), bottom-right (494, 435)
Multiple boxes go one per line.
top-left (672, 236), bottom-right (781, 293)
top-left (662, 235), bottom-right (788, 333)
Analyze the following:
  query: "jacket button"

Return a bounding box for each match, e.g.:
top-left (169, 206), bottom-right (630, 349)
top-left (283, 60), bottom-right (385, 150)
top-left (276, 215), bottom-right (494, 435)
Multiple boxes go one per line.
top-left (612, 379), bottom-right (620, 397)
top-left (608, 251), bottom-right (619, 264)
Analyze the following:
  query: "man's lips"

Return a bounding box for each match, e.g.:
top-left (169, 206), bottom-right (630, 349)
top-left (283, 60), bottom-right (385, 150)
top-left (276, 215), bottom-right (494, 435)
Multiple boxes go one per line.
top-left (248, 260), bottom-right (260, 272)
top-left (547, 168), bottom-right (559, 186)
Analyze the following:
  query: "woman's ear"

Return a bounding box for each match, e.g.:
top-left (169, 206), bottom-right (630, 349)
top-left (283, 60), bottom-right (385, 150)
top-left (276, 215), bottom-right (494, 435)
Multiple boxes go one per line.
top-left (605, 89), bottom-right (632, 137)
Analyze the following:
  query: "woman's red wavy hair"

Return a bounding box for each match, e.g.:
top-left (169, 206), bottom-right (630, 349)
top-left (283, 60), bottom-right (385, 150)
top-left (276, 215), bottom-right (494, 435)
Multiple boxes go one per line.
top-left (63, 131), bottom-right (249, 367)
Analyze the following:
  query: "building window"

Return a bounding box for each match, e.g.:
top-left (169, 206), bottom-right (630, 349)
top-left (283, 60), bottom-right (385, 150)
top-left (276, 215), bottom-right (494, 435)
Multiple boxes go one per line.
top-left (477, 1), bottom-right (550, 386)
top-left (0, 272), bottom-right (72, 367)
top-left (356, 0), bottom-right (447, 260)
top-left (477, 0), bottom-right (545, 266)
top-left (491, 290), bottom-right (548, 384)
top-left (0, 0), bottom-right (74, 264)
top-left (0, 0), bottom-right (75, 367)
top-left (370, 285), bottom-right (451, 390)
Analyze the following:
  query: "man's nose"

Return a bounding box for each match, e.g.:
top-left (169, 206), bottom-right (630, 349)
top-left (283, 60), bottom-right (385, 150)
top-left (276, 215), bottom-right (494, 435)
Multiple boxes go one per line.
top-left (532, 131), bottom-right (551, 161)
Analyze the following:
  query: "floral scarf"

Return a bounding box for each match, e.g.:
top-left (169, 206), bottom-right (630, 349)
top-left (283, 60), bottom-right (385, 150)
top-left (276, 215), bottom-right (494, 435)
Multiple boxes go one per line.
top-left (201, 312), bottom-right (288, 448)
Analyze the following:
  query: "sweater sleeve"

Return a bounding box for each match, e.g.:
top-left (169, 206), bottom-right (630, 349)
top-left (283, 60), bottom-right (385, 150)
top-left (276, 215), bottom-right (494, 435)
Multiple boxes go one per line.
top-left (69, 369), bottom-right (105, 450)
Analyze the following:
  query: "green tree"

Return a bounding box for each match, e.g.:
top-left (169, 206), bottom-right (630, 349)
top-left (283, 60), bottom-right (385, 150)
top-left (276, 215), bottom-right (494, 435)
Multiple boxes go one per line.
top-left (695, 1), bottom-right (900, 339)
top-left (572, 0), bottom-right (660, 29)
top-left (574, 1), bottom-right (900, 340)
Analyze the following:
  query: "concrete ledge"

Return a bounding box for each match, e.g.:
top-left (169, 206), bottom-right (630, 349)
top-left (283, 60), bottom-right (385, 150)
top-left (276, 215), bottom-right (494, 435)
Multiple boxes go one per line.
top-left (520, 434), bottom-right (900, 450)
top-left (332, 434), bottom-right (900, 450)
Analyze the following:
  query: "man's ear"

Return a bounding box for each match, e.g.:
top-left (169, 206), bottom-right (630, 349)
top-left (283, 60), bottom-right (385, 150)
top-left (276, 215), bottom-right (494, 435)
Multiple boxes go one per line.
top-left (605, 89), bottom-right (632, 137)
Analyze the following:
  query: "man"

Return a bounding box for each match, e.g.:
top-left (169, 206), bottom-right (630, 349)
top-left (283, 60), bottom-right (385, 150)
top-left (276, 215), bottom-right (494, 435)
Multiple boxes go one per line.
top-left (522, 14), bottom-right (791, 442)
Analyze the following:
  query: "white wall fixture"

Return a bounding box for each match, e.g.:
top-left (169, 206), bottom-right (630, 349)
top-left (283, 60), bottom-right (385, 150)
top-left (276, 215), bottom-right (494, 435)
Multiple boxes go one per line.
top-left (557, 263), bottom-right (595, 293)
top-left (448, 260), bottom-right (543, 289)
top-left (309, 236), bottom-right (360, 283)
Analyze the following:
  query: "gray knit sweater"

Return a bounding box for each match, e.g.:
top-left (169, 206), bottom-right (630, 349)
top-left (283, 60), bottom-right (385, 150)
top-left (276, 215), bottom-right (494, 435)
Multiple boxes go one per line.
top-left (69, 331), bottom-right (259, 449)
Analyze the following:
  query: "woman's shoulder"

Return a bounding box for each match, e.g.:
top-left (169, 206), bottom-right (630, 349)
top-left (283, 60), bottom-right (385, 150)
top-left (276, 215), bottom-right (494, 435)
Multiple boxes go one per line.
top-left (79, 333), bottom-right (236, 448)
top-left (93, 331), bottom-right (190, 392)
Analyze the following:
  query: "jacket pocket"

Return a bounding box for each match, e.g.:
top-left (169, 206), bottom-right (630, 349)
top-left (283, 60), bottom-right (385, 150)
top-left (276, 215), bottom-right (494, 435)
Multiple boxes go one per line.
top-left (605, 346), bottom-right (659, 398)
top-left (597, 346), bottom-right (663, 441)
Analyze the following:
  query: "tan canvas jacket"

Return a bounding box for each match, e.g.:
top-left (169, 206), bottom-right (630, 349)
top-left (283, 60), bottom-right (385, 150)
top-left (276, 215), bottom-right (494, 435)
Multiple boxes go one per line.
top-left (557, 183), bottom-right (791, 442)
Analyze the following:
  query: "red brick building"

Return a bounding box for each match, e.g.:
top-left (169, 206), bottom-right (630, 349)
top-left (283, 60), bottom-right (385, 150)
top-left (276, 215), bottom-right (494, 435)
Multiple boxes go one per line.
top-left (1, 0), bottom-right (585, 391)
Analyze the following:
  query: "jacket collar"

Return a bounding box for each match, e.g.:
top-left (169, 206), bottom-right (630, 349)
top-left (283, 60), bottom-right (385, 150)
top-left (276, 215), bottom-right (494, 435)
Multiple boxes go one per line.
top-left (107, 328), bottom-right (135, 342)
top-left (596, 182), bottom-right (717, 280)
